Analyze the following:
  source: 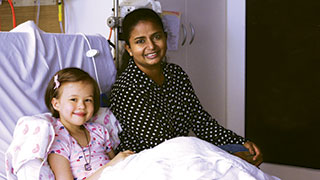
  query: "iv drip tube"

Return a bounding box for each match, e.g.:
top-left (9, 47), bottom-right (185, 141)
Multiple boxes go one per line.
top-left (58, 0), bottom-right (64, 33)
top-left (79, 33), bottom-right (102, 93)
top-left (36, 0), bottom-right (40, 26)
top-left (8, 0), bottom-right (16, 28)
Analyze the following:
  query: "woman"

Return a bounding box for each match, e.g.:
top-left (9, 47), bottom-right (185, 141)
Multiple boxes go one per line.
top-left (110, 8), bottom-right (263, 167)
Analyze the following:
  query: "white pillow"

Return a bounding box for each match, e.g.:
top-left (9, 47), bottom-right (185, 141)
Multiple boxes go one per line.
top-left (89, 107), bottom-right (122, 149)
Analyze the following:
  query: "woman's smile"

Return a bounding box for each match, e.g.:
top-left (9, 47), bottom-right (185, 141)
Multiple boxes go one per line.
top-left (145, 52), bottom-right (158, 59)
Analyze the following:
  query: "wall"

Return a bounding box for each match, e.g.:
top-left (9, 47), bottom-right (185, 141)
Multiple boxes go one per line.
top-left (226, 0), bottom-right (245, 136)
top-left (0, 0), bottom-right (63, 32)
top-left (64, 0), bottom-right (113, 37)
top-left (226, 0), bottom-right (320, 179)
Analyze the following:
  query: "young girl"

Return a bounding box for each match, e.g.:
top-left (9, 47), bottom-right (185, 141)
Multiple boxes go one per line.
top-left (45, 67), bottom-right (133, 180)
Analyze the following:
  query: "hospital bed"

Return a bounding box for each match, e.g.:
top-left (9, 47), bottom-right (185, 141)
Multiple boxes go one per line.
top-left (0, 21), bottom-right (281, 180)
top-left (0, 21), bottom-right (118, 179)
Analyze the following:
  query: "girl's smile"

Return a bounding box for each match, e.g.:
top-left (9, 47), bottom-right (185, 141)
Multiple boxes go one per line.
top-left (73, 112), bottom-right (86, 117)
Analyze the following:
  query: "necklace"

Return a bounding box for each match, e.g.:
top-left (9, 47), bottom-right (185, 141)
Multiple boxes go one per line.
top-left (80, 126), bottom-right (92, 171)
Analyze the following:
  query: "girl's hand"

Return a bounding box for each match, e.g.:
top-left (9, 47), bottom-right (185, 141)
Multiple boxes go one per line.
top-left (87, 150), bottom-right (135, 180)
top-left (107, 150), bottom-right (135, 166)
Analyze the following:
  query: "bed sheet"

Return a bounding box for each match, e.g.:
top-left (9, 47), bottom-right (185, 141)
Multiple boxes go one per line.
top-left (100, 137), bottom-right (280, 180)
top-left (0, 21), bottom-right (116, 179)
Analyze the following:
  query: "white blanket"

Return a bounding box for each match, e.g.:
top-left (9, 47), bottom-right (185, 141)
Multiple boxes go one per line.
top-left (100, 137), bottom-right (280, 180)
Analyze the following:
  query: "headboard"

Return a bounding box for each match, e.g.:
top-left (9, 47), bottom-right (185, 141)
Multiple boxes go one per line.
top-left (0, 21), bottom-right (116, 179)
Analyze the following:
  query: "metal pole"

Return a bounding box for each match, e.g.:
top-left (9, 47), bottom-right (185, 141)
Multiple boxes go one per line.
top-left (114, 0), bottom-right (120, 71)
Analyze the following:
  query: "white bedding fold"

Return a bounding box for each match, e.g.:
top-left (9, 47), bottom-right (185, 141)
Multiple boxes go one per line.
top-left (99, 137), bottom-right (280, 180)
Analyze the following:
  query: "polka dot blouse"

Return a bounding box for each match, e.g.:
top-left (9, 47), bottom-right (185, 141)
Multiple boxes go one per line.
top-left (110, 60), bottom-right (246, 153)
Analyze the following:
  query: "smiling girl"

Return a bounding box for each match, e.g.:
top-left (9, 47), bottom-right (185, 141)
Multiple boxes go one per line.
top-left (45, 68), bottom-right (133, 180)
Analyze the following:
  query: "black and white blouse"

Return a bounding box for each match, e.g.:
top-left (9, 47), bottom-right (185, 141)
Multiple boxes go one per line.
top-left (110, 60), bottom-right (246, 152)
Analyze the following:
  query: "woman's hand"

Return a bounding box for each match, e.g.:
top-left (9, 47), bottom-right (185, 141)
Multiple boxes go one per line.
top-left (234, 141), bottom-right (263, 167)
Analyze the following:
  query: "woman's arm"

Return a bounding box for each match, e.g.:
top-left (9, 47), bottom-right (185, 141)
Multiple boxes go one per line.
top-left (110, 76), bottom-right (150, 152)
top-left (48, 153), bottom-right (74, 180)
top-left (177, 66), bottom-right (246, 145)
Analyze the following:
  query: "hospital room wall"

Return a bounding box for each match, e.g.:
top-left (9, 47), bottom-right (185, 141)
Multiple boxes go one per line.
top-left (0, 1), bottom-right (63, 32)
top-left (63, 0), bottom-right (320, 179)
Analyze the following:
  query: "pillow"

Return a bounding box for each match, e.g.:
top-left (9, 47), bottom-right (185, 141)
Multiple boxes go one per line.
top-left (89, 107), bottom-right (122, 149)
top-left (5, 107), bottom-right (121, 180)
top-left (5, 113), bottom-right (55, 180)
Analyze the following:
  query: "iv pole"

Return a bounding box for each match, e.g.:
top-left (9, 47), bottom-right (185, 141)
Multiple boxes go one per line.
top-left (107, 0), bottom-right (120, 71)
